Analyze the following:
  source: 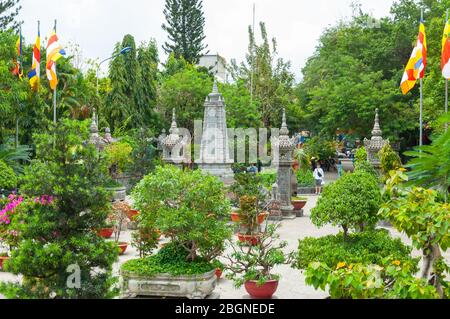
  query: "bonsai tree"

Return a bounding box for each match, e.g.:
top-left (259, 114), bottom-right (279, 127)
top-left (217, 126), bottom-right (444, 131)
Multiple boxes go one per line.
top-left (311, 171), bottom-right (381, 239)
top-left (225, 223), bottom-right (294, 288)
top-left (104, 141), bottom-right (133, 181)
top-left (131, 165), bottom-right (232, 263)
top-left (0, 119), bottom-right (118, 299)
top-left (111, 202), bottom-right (131, 243)
top-left (0, 161), bottom-right (18, 192)
top-left (380, 170), bottom-right (450, 298)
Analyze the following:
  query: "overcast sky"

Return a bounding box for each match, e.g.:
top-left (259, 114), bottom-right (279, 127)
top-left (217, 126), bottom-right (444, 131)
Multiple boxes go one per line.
top-left (18, 0), bottom-right (396, 80)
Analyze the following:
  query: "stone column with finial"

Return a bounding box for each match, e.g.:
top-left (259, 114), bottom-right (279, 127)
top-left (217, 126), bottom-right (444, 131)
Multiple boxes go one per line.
top-left (364, 108), bottom-right (388, 168)
top-left (272, 109), bottom-right (296, 219)
top-left (162, 108), bottom-right (184, 168)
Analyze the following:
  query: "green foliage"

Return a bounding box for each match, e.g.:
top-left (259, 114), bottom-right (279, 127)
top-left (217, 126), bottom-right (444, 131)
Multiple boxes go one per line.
top-left (162, 0), bottom-right (207, 64)
top-left (230, 22), bottom-right (295, 128)
top-left (0, 0), bottom-right (21, 31)
top-left (121, 242), bottom-right (214, 277)
top-left (304, 136), bottom-right (336, 161)
top-left (0, 144), bottom-right (32, 175)
top-left (157, 64), bottom-right (212, 133)
top-left (311, 171), bottom-right (381, 236)
top-left (296, 230), bottom-right (416, 270)
top-left (225, 224), bottom-right (294, 288)
top-left (0, 119), bottom-right (118, 299)
top-left (354, 147), bottom-right (377, 177)
top-left (132, 166), bottom-right (232, 262)
top-left (296, 169), bottom-right (315, 187)
top-left (258, 169), bottom-right (277, 190)
top-left (305, 258), bottom-right (441, 299)
top-left (0, 160), bottom-right (17, 190)
top-left (404, 115), bottom-right (450, 200)
top-left (379, 142), bottom-right (402, 179)
top-left (380, 171), bottom-right (450, 254)
top-left (104, 141), bottom-right (133, 178)
top-left (293, 148), bottom-right (310, 171)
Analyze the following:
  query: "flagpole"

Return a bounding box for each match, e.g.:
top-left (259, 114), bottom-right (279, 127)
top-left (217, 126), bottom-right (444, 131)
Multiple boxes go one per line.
top-left (445, 10), bottom-right (449, 133)
top-left (16, 24), bottom-right (22, 148)
top-left (250, 3), bottom-right (255, 106)
top-left (53, 19), bottom-right (57, 124)
top-left (420, 9), bottom-right (424, 147)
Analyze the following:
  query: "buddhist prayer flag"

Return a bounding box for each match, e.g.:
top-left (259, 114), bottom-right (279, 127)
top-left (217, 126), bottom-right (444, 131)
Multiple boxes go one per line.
top-left (28, 25), bottom-right (41, 91)
top-left (46, 30), bottom-right (66, 90)
top-left (12, 31), bottom-right (23, 78)
top-left (442, 18), bottom-right (450, 79)
top-left (400, 22), bottom-right (427, 95)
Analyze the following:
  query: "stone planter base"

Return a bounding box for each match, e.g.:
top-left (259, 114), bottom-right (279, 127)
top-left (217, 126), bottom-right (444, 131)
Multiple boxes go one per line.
top-left (297, 187), bottom-right (316, 195)
top-left (121, 269), bottom-right (217, 299)
top-left (106, 187), bottom-right (127, 202)
top-left (294, 209), bottom-right (304, 217)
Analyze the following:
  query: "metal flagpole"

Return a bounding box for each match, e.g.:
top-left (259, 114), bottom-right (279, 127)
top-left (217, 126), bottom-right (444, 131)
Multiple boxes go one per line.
top-left (419, 9), bottom-right (424, 147)
top-left (53, 19), bottom-right (57, 124)
top-left (250, 3), bottom-right (255, 105)
top-left (16, 24), bottom-right (21, 147)
top-left (446, 10), bottom-right (449, 132)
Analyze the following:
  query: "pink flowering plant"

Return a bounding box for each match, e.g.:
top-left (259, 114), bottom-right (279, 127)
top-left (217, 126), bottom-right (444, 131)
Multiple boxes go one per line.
top-left (0, 194), bottom-right (55, 255)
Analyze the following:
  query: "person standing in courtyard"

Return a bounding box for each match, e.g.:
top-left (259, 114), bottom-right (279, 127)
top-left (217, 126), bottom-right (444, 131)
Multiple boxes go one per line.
top-left (313, 163), bottom-right (325, 195)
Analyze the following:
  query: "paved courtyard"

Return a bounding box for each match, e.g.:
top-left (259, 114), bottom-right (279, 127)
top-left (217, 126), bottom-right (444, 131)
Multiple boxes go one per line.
top-left (1, 194), bottom-right (449, 299)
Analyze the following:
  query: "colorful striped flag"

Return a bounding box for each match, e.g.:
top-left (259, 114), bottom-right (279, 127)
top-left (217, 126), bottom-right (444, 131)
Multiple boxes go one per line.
top-left (442, 18), bottom-right (450, 79)
top-left (400, 22), bottom-right (427, 95)
top-left (12, 32), bottom-right (23, 79)
top-left (28, 26), bottom-right (41, 90)
top-left (46, 30), bottom-right (66, 90)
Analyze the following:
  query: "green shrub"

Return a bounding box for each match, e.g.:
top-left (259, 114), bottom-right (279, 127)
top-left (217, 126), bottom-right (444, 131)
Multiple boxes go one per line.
top-left (354, 147), bottom-right (377, 177)
top-left (304, 136), bottom-right (336, 161)
top-left (311, 171), bottom-right (382, 237)
top-left (296, 230), bottom-right (416, 270)
top-left (305, 258), bottom-right (440, 299)
top-left (0, 161), bottom-right (17, 190)
top-left (132, 166), bottom-right (232, 263)
top-left (121, 243), bottom-right (214, 277)
top-left (0, 120), bottom-right (118, 299)
top-left (258, 169), bottom-right (277, 190)
top-left (379, 142), bottom-right (402, 179)
top-left (296, 169), bottom-right (315, 187)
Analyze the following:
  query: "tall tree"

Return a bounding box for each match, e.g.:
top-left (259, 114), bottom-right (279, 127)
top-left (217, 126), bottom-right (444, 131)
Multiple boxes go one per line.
top-left (105, 35), bottom-right (139, 133)
top-left (162, 0), bottom-right (208, 64)
top-left (0, 0), bottom-right (21, 31)
top-left (230, 22), bottom-right (295, 128)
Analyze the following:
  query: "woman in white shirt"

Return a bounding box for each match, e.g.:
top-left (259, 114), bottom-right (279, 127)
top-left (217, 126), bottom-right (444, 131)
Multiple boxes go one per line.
top-left (313, 163), bottom-right (325, 195)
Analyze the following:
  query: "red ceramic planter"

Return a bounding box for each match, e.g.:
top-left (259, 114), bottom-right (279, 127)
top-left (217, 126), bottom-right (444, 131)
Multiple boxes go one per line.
top-left (98, 228), bottom-right (114, 238)
top-left (245, 280), bottom-right (279, 299)
top-left (0, 256), bottom-right (9, 270)
top-left (215, 268), bottom-right (223, 279)
top-left (127, 209), bottom-right (140, 220)
top-left (237, 234), bottom-right (260, 246)
top-left (292, 200), bottom-right (307, 211)
top-left (118, 242), bottom-right (128, 255)
top-left (231, 211), bottom-right (240, 222)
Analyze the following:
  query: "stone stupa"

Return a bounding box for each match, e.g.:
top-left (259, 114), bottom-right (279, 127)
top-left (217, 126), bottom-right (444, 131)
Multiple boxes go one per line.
top-left (197, 81), bottom-right (234, 182)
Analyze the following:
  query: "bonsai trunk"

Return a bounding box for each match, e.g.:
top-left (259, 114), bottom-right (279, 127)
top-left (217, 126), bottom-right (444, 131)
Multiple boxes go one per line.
top-left (421, 243), bottom-right (444, 298)
top-left (342, 225), bottom-right (349, 241)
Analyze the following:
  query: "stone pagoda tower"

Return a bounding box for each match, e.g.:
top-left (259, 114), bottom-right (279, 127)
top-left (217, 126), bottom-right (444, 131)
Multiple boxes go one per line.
top-left (364, 108), bottom-right (387, 168)
top-left (272, 110), bottom-right (296, 219)
top-left (197, 81), bottom-right (234, 181)
top-left (161, 109), bottom-right (184, 167)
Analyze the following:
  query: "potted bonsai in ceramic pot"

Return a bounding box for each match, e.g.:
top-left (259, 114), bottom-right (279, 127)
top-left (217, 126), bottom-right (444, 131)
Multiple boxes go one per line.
top-left (229, 173), bottom-right (269, 243)
top-left (225, 223), bottom-right (294, 299)
top-left (111, 201), bottom-right (131, 255)
top-left (104, 141), bottom-right (133, 202)
top-left (291, 196), bottom-right (308, 211)
top-left (121, 166), bottom-right (232, 299)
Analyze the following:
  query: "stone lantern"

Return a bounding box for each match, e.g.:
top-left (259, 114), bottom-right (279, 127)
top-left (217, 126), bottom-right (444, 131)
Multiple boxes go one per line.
top-left (364, 108), bottom-right (387, 168)
top-left (271, 109), bottom-right (296, 219)
top-left (161, 109), bottom-right (184, 168)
